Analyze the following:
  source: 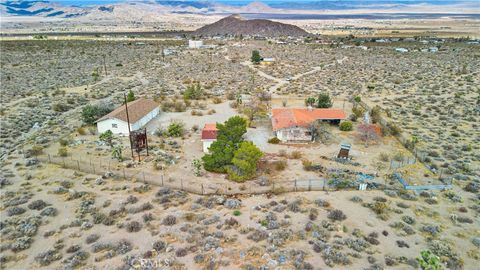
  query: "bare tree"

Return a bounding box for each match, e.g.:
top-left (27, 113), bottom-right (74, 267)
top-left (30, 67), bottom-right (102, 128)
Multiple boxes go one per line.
top-left (357, 124), bottom-right (380, 146)
top-left (310, 121), bottom-right (332, 144)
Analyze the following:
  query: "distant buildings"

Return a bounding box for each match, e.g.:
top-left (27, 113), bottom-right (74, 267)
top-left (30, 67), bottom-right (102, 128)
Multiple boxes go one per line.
top-left (395, 48), bottom-right (409, 53)
top-left (96, 99), bottom-right (159, 135)
top-left (260, 57), bottom-right (275, 65)
top-left (163, 48), bottom-right (177, 56)
top-left (188, 40), bottom-right (203, 49)
top-left (271, 108), bottom-right (346, 143)
top-left (188, 40), bottom-right (218, 49)
top-left (201, 124), bottom-right (218, 153)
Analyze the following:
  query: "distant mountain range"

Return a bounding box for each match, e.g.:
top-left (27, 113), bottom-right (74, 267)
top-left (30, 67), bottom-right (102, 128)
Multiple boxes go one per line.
top-left (1, 0), bottom-right (479, 19)
top-left (194, 14), bottom-right (309, 37)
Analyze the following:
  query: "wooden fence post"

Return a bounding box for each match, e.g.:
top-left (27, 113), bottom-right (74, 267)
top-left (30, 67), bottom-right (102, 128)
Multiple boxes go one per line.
top-left (161, 175), bottom-right (164, 186)
top-left (308, 179), bottom-right (311, 191)
top-left (62, 157), bottom-right (65, 168)
top-left (123, 168), bottom-right (126, 179)
top-left (48, 154), bottom-right (51, 163)
top-left (92, 163), bottom-right (95, 174)
top-left (77, 160), bottom-right (80, 171)
top-left (272, 182), bottom-right (275, 193)
top-left (294, 179), bottom-right (297, 192)
top-left (201, 184), bottom-right (204, 195)
top-left (142, 171), bottom-right (146, 183)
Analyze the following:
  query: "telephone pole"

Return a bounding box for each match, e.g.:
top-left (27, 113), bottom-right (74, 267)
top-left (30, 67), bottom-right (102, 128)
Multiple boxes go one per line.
top-left (124, 93), bottom-right (134, 159)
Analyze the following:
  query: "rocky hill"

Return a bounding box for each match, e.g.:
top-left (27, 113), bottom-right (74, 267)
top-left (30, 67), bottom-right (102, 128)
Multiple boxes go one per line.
top-left (194, 14), bottom-right (309, 37)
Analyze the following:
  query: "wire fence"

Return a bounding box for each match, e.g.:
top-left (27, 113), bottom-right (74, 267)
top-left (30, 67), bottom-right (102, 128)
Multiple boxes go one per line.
top-left (358, 101), bottom-right (439, 175)
top-left (37, 154), bottom-right (347, 195)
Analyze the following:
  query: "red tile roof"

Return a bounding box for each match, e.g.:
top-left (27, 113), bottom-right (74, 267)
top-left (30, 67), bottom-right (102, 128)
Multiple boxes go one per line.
top-left (271, 108), bottom-right (346, 131)
top-left (98, 98), bottom-right (158, 123)
top-left (201, 123), bottom-right (218, 140)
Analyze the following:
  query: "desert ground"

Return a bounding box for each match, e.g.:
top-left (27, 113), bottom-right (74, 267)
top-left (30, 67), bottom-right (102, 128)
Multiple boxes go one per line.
top-left (1, 31), bottom-right (479, 270)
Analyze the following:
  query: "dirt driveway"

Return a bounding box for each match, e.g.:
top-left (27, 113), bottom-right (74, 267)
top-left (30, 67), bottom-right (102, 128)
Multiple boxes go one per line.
top-left (145, 101), bottom-right (239, 132)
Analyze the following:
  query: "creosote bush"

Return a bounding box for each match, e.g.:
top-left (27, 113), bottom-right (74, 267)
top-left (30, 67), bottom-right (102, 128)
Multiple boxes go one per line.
top-left (125, 221), bottom-right (142, 233)
top-left (328, 209), bottom-right (347, 221)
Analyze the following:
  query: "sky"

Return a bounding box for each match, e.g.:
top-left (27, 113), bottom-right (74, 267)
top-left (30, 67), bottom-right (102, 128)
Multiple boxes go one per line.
top-left (45, 0), bottom-right (472, 7)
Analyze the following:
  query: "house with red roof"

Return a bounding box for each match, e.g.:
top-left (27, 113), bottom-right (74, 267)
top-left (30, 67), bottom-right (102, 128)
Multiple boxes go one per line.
top-left (271, 108), bottom-right (346, 143)
top-left (201, 123), bottom-right (218, 153)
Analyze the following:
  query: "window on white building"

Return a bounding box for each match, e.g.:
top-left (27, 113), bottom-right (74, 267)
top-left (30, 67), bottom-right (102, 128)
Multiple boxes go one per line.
top-left (112, 123), bottom-right (118, 128)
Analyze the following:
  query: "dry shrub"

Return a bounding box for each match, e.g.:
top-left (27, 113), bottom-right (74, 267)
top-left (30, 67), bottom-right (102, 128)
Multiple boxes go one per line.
top-left (290, 151), bottom-right (302, 159)
top-left (77, 127), bottom-right (87, 135)
top-left (274, 160), bottom-right (287, 171)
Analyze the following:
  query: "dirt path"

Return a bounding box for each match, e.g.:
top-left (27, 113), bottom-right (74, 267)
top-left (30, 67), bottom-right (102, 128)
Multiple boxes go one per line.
top-left (239, 56), bottom-right (349, 93)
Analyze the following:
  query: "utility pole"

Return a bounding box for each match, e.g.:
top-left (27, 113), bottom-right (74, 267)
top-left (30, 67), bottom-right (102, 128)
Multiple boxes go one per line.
top-left (103, 54), bottom-right (108, 76)
top-left (124, 93), bottom-right (134, 159)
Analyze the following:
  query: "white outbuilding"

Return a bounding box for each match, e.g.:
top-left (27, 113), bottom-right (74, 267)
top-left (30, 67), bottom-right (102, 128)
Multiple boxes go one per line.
top-left (96, 98), bottom-right (159, 135)
top-left (188, 40), bottom-right (203, 49)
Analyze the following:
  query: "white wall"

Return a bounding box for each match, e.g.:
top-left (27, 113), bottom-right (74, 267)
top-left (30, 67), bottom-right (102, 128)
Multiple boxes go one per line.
top-left (97, 118), bottom-right (130, 135)
top-left (276, 127), bottom-right (312, 142)
top-left (97, 108), bottom-right (159, 135)
top-left (202, 139), bottom-right (215, 153)
top-left (188, 40), bottom-right (203, 48)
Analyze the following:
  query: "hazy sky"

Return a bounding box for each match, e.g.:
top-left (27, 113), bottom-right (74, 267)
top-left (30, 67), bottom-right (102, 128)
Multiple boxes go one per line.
top-left (47, 0), bottom-right (471, 7)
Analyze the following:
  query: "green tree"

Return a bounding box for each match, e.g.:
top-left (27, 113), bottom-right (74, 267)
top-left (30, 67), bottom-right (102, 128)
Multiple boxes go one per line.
top-left (166, 121), bottom-right (185, 137)
top-left (227, 141), bottom-right (263, 182)
top-left (126, 90), bottom-right (136, 102)
top-left (251, 50), bottom-right (261, 64)
top-left (305, 97), bottom-right (316, 107)
top-left (317, 93), bottom-right (332, 108)
top-left (202, 116), bottom-right (247, 172)
top-left (112, 145), bottom-right (123, 161)
top-left (92, 68), bottom-right (99, 81)
top-left (183, 83), bottom-right (203, 100)
top-left (416, 250), bottom-right (442, 270)
top-left (99, 130), bottom-right (114, 148)
top-left (81, 104), bottom-right (112, 125)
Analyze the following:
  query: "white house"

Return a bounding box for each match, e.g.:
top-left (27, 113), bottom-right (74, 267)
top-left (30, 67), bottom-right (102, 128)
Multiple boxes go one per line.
top-left (201, 123), bottom-right (218, 153)
top-left (96, 98), bottom-right (159, 135)
top-left (188, 40), bottom-right (203, 49)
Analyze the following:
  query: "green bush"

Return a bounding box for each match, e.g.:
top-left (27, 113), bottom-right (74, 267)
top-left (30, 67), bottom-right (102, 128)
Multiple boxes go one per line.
top-left (233, 210), bottom-right (241, 216)
top-left (268, 137), bottom-right (280, 144)
top-left (99, 130), bottom-right (114, 147)
top-left (339, 121), bottom-right (353, 131)
top-left (166, 121), bottom-right (185, 137)
top-left (183, 83), bottom-right (203, 100)
top-left (317, 93), bottom-right (332, 108)
top-left (126, 90), bottom-right (135, 102)
top-left (81, 104), bottom-right (113, 125)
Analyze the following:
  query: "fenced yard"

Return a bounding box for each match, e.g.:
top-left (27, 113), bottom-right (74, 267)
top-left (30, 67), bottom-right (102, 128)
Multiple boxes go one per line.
top-left (36, 154), bottom-right (377, 196)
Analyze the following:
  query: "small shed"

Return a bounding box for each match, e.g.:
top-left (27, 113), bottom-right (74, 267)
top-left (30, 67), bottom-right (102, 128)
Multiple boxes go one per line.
top-left (337, 143), bottom-right (352, 159)
top-left (201, 123), bottom-right (218, 153)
